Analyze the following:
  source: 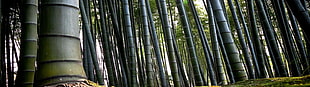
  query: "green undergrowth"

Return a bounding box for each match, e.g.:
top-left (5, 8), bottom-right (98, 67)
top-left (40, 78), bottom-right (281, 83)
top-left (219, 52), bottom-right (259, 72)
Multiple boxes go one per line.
top-left (224, 75), bottom-right (310, 87)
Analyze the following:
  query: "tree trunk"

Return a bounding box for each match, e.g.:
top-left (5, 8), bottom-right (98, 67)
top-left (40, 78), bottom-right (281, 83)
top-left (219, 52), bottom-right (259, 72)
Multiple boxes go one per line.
top-left (175, 0), bottom-right (204, 85)
top-left (15, 0), bottom-right (38, 86)
top-left (210, 0), bottom-right (248, 81)
top-left (35, 0), bottom-right (87, 86)
top-left (157, 0), bottom-right (181, 86)
top-left (255, 0), bottom-right (288, 77)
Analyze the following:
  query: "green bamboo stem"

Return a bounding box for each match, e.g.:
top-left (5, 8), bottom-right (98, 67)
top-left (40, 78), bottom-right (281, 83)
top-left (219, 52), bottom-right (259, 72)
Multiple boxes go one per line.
top-left (285, 0), bottom-right (310, 41)
top-left (234, 0), bottom-right (261, 79)
top-left (106, 1), bottom-right (130, 81)
top-left (122, 0), bottom-right (137, 86)
top-left (98, 0), bottom-right (117, 86)
top-left (288, 9), bottom-right (310, 75)
top-left (146, 0), bottom-right (168, 86)
top-left (188, 0), bottom-right (218, 85)
top-left (35, 0), bottom-right (87, 86)
top-left (255, 0), bottom-right (288, 77)
top-left (210, 0), bottom-right (248, 81)
top-left (247, 0), bottom-right (268, 78)
top-left (82, 27), bottom-right (89, 78)
top-left (80, 0), bottom-right (104, 85)
top-left (157, 0), bottom-right (181, 86)
top-left (227, 0), bottom-right (255, 79)
top-left (139, 0), bottom-right (154, 86)
top-left (203, 0), bottom-right (228, 84)
top-left (15, 0), bottom-right (38, 86)
top-left (174, 0), bottom-right (204, 85)
top-left (271, 0), bottom-right (301, 76)
top-left (85, 41), bottom-right (95, 81)
top-left (0, 0), bottom-right (3, 85)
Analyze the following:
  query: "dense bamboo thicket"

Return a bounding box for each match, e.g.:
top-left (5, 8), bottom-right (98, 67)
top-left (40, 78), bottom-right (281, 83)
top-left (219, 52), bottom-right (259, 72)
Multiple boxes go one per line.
top-left (0, 0), bottom-right (310, 87)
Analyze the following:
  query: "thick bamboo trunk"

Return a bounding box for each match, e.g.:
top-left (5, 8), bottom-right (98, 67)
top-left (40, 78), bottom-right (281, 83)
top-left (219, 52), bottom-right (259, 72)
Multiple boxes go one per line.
top-left (35, 0), bottom-right (86, 86)
top-left (227, 0), bottom-right (255, 79)
top-left (15, 0), bottom-right (38, 86)
top-left (210, 0), bottom-right (248, 81)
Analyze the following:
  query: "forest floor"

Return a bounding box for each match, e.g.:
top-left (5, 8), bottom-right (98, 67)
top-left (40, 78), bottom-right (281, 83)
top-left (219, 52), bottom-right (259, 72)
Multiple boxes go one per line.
top-left (48, 79), bottom-right (104, 87)
top-left (223, 74), bottom-right (310, 87)
top-left (51, 75), bottom-right (310, 87)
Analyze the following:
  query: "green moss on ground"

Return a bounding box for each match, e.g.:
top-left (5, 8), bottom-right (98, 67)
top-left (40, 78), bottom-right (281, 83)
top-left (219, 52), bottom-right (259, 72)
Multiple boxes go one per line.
top-left (224, 75), bottom-right (310, 87)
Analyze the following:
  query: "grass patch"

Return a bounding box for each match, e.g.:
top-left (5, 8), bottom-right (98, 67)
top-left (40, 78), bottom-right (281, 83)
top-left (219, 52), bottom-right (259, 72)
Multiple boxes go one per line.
top-left (223, 75), bottom-right (310, 87)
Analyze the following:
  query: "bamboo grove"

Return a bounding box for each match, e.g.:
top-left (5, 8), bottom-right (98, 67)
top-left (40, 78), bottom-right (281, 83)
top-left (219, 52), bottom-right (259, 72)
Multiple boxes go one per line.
top-left (0, 0), bottom-right (309, 87)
